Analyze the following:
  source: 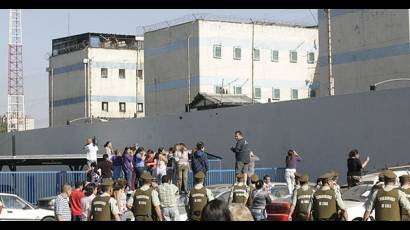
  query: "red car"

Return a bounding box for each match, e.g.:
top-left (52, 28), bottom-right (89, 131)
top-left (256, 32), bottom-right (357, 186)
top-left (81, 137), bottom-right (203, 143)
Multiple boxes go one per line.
top-left (266, 183), bottom-right (316, 221)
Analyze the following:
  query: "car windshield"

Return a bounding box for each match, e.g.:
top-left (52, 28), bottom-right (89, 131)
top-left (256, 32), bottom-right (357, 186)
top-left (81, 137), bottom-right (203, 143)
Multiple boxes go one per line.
top-left (270, 186), bottom-right (290, 202)
top-left (342, 185), bottom-right (373, 202)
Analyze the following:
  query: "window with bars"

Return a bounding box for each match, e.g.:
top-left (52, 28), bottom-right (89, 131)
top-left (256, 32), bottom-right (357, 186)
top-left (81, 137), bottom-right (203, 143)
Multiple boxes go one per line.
top-left (101, 68), bottom-right (108, 78)
top-left (215, 86), bottom-right (224, 94)
top-left (213, 45), bottom-right (222, 59)
top-left (290, 50), bottom-right (298, 63)
top-left (119, 69), bottom-right (126, 79)
top-left (272, 88), bottom-right (280, 100)
top-left (307, 52), bottom-right (315, 64)
top-left (137, 103), bottom-right (143, 112)
top-left (253, 48), bottom-right (260, 61)
top-left (137, 70), bottom-right (143, 79)
top-left (233, 47), bottom-right (241, 60)
top-left (271, 50), bottom-right (279, 62)
top-left (291, 89), bottom-right (298, 100)
top-left (254, 87), bottom-right (261, 99)
top-left (102, 102), bottom-right (108, 112)
top-left (119, 102), bottom-right (126, 112)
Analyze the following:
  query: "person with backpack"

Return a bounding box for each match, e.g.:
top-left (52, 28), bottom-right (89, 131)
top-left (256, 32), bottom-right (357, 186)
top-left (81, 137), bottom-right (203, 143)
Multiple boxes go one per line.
top-left (166, 147), bottom-right (177, 184)
top-left (191, 142), bottom-right (209, 184)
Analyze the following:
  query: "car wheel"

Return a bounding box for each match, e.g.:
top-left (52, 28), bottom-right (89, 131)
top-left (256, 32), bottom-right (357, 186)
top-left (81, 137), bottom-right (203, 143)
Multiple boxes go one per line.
top-left (41, 216), bottom-right (56, 221)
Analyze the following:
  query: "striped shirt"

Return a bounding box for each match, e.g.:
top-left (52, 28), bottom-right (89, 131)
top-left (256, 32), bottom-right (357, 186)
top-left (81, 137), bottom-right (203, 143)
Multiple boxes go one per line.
top-left (55, 194), bottom-right (71, 221)
top-left (157, 183), bottom-right (179, 208)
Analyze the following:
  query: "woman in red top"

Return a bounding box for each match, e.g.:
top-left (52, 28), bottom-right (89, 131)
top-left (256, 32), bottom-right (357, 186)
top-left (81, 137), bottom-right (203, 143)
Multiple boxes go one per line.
top-left (145, 149), bottom-right (157, 176)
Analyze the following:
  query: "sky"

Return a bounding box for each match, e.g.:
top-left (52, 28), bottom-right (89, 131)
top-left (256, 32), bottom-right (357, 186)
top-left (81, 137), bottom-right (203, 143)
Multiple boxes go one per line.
top-left (0, 9), bottom-right (318, 129)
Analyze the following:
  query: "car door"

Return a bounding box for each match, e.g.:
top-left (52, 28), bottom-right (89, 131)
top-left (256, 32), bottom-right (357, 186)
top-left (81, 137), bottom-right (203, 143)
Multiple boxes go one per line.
top-left (0, 195), bottom-right (34, 221)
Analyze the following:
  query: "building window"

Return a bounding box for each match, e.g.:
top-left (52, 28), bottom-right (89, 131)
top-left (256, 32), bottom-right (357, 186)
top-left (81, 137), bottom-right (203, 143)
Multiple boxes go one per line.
top-left (254, 87), bottom-right (261, 99)
top-left (101, 68), bottom-right (108, 78)
top-left (310, 89), bottom-right (316, 97)
top-left (233, 47), bottom-right (241, 60)
top-left (101, 102), bottom-right (108, 112)
top-left (272, 88), bottom-right (280, 100)
top-left (271, 50), bottom-right (279, 62)
top-left (290, 50), bottom-right (298, 63)
top-left (215, 86), bottom-right (224, 94)
top-left (119, 102), bottom-right (126, 112)
top-left (291, 89), bottom-right (298, 100)
top-left (233, 86), bottom-right (242, 95)
top-left (307, 52), bottom-right (315, 64)
top-left (119, 69), bottom-right (126, 79)
top-left (213, 45), bottom-right (222, 59)
top-left (137, 103), bottom-right (143, 112)
top-left (253, 48), bottom-right (260, 61)
top-left (137, 70), bottom-right (143, 79)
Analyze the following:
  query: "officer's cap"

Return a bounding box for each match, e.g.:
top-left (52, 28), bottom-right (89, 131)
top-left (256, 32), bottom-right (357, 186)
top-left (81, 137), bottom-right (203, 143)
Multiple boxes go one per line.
top-left (299, 174), bottom-right (309, 183)
top-left (330, 171), bottom-right (339, 178)
top-left (250, 174), bottom-right (259, 183)
top-left (399, 174), bottom-right (410, 180)
top-left (294, 172), bottom-right (302, 179)
top-left (141, 172), bottom-right (155, 181)
top-left (383, 170), bottom-right (397, 180)
top-left (194, 171), bottom-right (205, 179)
top-left (319, 172), bottom-right (333, 180)
top-left (101, 178), bottom-right (114, 186)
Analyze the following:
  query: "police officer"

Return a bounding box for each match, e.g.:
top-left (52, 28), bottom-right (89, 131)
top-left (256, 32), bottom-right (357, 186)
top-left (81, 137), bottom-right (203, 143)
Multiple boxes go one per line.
top-left (127, 172), bottom-right (162, 221)
top-left (329, 171), bottom-right (341, 198)
top-left (399, 175), bottom-right (410, 221)
top-left (229, 173), bottom-right (249, 205)
top-left (89, 178), bottom-right (121, 221)
top-left (294, 172), bottom-right (302, 190)
top-left (188, 171), bottom-right (214, 221)
top-left (246, 174), bottom-right (259, 208)
top-left (288, 174), bottom-right (314, 221)
top-left (311, 172), bottom-right (348, 221)
top-left (363, 170), bottom-right (410, 221)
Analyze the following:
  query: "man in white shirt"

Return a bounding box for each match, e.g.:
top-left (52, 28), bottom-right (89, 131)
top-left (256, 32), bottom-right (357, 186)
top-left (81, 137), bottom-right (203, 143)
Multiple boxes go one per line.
top-left (84, 138), bottom-right (99, 169)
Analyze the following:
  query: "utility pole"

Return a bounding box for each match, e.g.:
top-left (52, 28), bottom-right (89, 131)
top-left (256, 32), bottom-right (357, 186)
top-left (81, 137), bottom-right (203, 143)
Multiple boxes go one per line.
top-left (251, 20), bottom-right (255, 104)
top-left (187, 34), bottom-right (191, 110)
top-left (326, 9), bottom-right (335, 96)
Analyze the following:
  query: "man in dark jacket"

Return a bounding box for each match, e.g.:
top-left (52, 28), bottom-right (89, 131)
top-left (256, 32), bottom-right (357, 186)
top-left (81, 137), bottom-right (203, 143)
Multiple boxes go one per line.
top-left (231, 131), bottom-right (250, 181)
top-left (98, 154), bottom-right (113, 179)
top-left (191, 142), bottom-right (209, 183)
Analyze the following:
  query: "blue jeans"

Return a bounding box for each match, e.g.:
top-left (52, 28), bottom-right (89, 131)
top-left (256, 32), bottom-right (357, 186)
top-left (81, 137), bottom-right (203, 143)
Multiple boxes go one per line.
top-left (252, 209), bottom-right (267, 221)
top-left (124, 169), bottom-right (133, 189)
top-left (135, 167), bottom-right (145, 188)
top-left (113, 166), bottom-right (123, 180)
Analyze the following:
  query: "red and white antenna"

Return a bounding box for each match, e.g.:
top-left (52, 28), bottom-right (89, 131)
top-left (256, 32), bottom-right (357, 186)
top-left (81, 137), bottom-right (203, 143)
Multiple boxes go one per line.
top-left (7, 9), bottom-right (25, 132)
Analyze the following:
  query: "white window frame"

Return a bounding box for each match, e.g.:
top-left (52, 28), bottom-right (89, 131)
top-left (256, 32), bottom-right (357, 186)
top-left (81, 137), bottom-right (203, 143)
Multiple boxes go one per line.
top-left (290, 50), bottom-right (298, 63)
top-left (253, 48), bottom-right (260, 61)
top-left (307, 52), bottom-right (315, 64)
top-left (233, 86), bottom-right (242, 95)
top-left (213, 44), bottom-right (222, 59)
top-left (101, 68), bottom-right (108, 78)
top-left (137, 69), bottom-right (143, 79)
top-left (119, 69), bottom-right (126, 79)
top-left (119, 102), bottom-right (126, 112)
top-left (291, 89), bottom-right (298, 100)
top-left (233, 47), bottom-right (241, 60)
top-left (271, 50), bottom-right (279, 62)
top-left (102, 102), bottom-right (108, 112)
top-left (137, 103), bottom-right (143, 112)
top-left (272, 88), bottom-right (280, 100)
top-left (254, 87), bottom-right (262, 99)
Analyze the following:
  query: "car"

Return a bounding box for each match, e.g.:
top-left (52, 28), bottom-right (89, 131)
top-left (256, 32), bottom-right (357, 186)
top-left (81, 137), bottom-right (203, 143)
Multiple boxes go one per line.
top-left (0, 193), bottom-right (56, 221)
top-left (341, 184), bottom-right (375, 221)
top-left (360, 169), bottom-right (410, 185)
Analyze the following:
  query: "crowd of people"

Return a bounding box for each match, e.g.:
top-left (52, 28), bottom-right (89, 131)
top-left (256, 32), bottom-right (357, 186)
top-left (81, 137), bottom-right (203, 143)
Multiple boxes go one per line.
top-left (51, 131), bottom-right (410, 221)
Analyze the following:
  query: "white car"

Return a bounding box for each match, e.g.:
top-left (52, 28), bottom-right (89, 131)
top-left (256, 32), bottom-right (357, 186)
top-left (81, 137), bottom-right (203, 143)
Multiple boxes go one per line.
top-left (361, 169), bottom-right (410, 185)
top-left (0, 193), bottom-right (56, 221)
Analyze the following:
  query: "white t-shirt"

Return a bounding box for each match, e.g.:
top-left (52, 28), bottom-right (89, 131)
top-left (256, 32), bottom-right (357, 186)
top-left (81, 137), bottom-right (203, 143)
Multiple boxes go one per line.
top-left (85, 144), bottom-right (98, 162)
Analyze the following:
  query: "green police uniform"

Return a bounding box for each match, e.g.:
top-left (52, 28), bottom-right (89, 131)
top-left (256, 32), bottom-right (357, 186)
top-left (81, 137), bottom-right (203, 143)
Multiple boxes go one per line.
top-left (293, 174), bottom-right (314, 221)
top-left (246, 174), bottom-right (259, 207)
top-left (132, 172), bottom-right (156, 221)
top-left (189, 172), bottom-right (208, 221)
top-left (90, 179), bottom-right (115, 221)
top-left (232, 174), bottom-right (249, 204)
top-left (365, 170), bottom-right (410, 221)
top-left (312, 173), bottom-right (339, 221)
top-left (400, 175), bottom-right (410, 221)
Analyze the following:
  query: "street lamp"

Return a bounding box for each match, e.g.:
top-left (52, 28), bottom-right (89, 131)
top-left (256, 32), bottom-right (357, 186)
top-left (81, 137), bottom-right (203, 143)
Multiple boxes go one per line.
top-left (370, 78), bottom-right (410, 91)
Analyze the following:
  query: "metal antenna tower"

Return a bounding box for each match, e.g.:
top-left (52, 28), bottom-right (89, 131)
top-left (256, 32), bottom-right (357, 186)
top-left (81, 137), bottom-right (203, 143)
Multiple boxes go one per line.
top-left (7, 9), bottom-right (25, 132)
